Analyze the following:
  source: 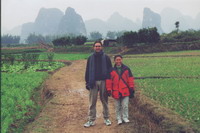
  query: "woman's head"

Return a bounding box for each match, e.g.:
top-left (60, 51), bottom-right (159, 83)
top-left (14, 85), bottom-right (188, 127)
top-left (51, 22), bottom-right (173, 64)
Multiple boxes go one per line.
top-left (114, 55), bottom-right (123, 66)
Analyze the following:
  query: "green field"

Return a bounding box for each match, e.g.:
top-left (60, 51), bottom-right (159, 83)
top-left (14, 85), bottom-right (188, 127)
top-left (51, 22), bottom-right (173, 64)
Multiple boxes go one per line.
top-left (124, 56), bottom-right (200, 77)
top-left (124, 50), bottom-right (200, 57)
top-left (1, 72), bottom-right (48, 133)
top-left (39, 53), bottom-right (90, 60)
top-left (123, 50), bottom-right (200, 126)
top-left (1, 52), bottom-right (92, 133)
top-left (1, 49), bottom-right (200, 132)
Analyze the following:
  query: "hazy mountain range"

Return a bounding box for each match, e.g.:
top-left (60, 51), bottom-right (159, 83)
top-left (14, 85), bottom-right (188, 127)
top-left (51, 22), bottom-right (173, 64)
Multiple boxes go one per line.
top-left (85, 12), bottom-right (141, 36)
top-left (3, 7), bottom-right (200, 42)
top-left (20, 7), bottom-right (86, 42)
top-left (161, 7), bottom-right (200, 33)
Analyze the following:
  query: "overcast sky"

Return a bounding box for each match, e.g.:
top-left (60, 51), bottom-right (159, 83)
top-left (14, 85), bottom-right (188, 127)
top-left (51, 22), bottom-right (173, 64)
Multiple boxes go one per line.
top-left (2, 0), bottom-right (200, 31)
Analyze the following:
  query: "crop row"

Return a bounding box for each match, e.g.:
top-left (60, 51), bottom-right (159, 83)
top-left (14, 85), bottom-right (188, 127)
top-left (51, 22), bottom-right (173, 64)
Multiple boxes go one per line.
top-left (1, 72), bottom-right (48, 133)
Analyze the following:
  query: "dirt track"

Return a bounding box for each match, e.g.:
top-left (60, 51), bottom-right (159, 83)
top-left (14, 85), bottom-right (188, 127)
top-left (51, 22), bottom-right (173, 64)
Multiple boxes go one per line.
top-left (23, 60), bottom-right (171, 133)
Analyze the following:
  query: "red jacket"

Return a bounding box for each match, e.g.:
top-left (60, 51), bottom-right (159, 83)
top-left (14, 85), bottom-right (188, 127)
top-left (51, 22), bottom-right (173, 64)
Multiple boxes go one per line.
top-left (106, 64), bottom-right (134, 99)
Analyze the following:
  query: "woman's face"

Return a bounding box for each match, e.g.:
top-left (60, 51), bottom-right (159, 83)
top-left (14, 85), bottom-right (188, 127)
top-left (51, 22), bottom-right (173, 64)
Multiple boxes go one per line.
top-left (114, 57), bottom-right (122, 66)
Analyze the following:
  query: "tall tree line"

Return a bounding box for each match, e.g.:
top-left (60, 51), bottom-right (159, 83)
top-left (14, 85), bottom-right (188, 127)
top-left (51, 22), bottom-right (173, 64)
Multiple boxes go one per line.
top-left (1, 34), bottom-right (20, 44)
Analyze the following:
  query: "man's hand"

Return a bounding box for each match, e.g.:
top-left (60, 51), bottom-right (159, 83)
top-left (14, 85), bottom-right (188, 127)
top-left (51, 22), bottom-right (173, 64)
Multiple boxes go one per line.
top-left (107, 90), bottom-right (112, 96)
top-left (86, 83), bottom-right (90, 90)
top-left (129, 88), bottom-right (135, 98)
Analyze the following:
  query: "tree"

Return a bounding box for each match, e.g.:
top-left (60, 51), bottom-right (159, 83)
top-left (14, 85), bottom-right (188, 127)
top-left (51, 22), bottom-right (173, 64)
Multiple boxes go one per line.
top-left (106, 31), bottom-right (116, 39)
top-left (90, 31), bottom-right (102, 41)
top-left (148, 27), bottom-right (160, 43)
top-left (1, 34), bottom-right (20, 44)
top-left (138, 27), bottom-right (160, 44)
top-left (26, 33), bottom-right (45, 44)
top-left (121, 31), bottom-right (138, 47)
top-left (175, 21), bottom-right (180, 33)
top-left (138, 28), bottom-right (149, 43)
top-left (52, 35), bottom-right (87, 46)
top-left (52, 36), bottom-right (71, 47)
top-left (71, 35), bottom-right (87, 45)
top-left (116, 31), bottom-right (126, 38)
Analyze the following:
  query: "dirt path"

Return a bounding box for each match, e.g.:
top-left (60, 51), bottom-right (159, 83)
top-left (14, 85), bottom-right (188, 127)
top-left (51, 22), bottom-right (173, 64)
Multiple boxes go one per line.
top-left (24, 60), bottom-right (164, 133)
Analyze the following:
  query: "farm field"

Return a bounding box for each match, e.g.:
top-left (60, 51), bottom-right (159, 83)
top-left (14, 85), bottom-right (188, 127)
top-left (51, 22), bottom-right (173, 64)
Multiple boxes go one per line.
top-left (38, 53), bottom-right (90, 60)
top-left (123, 50), bottom-right (200, 127)
top-left (1, 72), bottom-right (48, 133)
top-left (1, 50), bottom-right (93, 133)
top-left (1, 48), bottom-right (200, 132)
top-left (124, 50), bottom-right (200, 57)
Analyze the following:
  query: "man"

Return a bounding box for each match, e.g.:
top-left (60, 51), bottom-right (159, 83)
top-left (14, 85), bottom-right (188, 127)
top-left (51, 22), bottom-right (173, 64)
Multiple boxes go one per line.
top-left (84, 41), bottom-right (112, 127)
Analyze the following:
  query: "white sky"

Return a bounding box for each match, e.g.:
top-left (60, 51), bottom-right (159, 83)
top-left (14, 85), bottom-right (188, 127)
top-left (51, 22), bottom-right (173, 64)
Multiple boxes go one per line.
top-left (2, 0), bottom-right (200, 30)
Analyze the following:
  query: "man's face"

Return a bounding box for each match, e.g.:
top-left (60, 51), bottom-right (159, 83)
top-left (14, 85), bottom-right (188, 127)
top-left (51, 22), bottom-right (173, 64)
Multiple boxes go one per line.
top-left (114, 57), bottom-right (122, 66)
top-left (93, 43), bottom-right (102, 52)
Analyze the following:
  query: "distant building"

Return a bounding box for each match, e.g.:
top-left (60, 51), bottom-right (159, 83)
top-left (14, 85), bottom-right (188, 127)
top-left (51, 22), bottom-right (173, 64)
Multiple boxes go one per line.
top-left (102, 39), bottom-right (117, 46)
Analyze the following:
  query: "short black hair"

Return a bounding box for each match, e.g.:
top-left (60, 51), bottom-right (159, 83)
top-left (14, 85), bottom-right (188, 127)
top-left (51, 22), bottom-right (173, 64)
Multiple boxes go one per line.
top-left (93, 40), bottom-right (103, 47)
top-left (114, 55), bottom-right (123, 60)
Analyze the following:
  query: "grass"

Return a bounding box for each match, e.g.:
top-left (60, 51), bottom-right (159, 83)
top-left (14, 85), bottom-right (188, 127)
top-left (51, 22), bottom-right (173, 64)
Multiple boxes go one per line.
top-left (1, 52), bottom-right (91, 62)
top-left (123, 50), bottom-right (200, 127)
top-left (123, 56), bottom-right (200, 77)
top-left (124, 50), bottom-right (200, 57)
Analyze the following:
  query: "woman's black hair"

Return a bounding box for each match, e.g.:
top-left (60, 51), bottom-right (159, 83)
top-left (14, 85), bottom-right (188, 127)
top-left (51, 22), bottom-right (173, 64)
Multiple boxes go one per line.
top-left (114, 55), bottom-right (123, 60)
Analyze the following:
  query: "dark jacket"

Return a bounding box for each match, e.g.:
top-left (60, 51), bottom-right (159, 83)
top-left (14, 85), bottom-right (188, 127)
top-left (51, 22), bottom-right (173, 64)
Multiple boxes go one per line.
top-left (85, 51), bottom-right (112, 88)
top-left (106, 64), bottom-right (134, 99)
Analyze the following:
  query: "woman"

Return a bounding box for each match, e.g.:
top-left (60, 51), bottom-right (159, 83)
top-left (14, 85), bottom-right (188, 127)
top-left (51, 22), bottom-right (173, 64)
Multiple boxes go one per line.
top-left (106, 55), bottom-right (135, 125)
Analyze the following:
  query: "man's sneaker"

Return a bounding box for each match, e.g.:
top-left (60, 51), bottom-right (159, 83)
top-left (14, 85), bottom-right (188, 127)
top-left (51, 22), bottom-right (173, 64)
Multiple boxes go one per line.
top-left (117, 119), bottom-right (122, 125)
top-left (123, 118), bottom-right (130, 123)
top-left (84, 121), bottom-right (95, 127)
top-left (104, 119), bottom-right (111, 126)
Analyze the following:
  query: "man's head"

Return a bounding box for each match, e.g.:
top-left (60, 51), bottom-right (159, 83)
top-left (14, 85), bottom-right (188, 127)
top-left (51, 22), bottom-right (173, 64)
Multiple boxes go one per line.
top-left (114, 55), bottom-right (123, 66)
top-left (93, 41), bottom-right (103, 52)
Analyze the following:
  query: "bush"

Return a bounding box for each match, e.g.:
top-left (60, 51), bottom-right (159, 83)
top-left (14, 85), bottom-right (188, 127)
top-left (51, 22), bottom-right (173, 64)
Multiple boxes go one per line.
top-left (52, 35), bottom-right (87, 46)
top-left (161, 30), bottom-right (200, 43)
top-left (117, 27), bottom-right (160, 47)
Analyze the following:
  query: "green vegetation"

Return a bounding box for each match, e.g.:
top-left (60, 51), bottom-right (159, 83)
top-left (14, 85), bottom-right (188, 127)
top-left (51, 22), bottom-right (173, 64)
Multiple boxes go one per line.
top-left (1, 48), bottom-right (47, 54)
top-left (1, 51), bottom-right (73, 133)
top-left (123, 50), bottom-right (200, 57)
top-left (1, 34), bottom-right (20, 44)
top-left (117, 27), bottom-right (160, 47)
top-left (161, 30), bottom-right (200, 43)
top-left (1, 61), bottom-right (64, 73)
top-left (89, 31), bottom-right (102, 40)
top-left (1, 43), bottom-right (200, 132)
top-left (1, 72), bottom-right (48, 133)
top-left (136, 78), bottom-right (200, 125)
top-left (53, 45), bottom-right (121, 54)
top-left (84, 41), bottom-right (94, 45)
top-left (123, 50), bottom-right (200, 126)
top-left (52, 35), bottom-right (87, 46)
top-left (1, 56), bottom-right (66, 132)
top-left (26, 33), bottom-right (56, 44)
top-left (124, 56), bottom-right (200, 78)
top-left (38, 53), bottom-right (89, 60)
